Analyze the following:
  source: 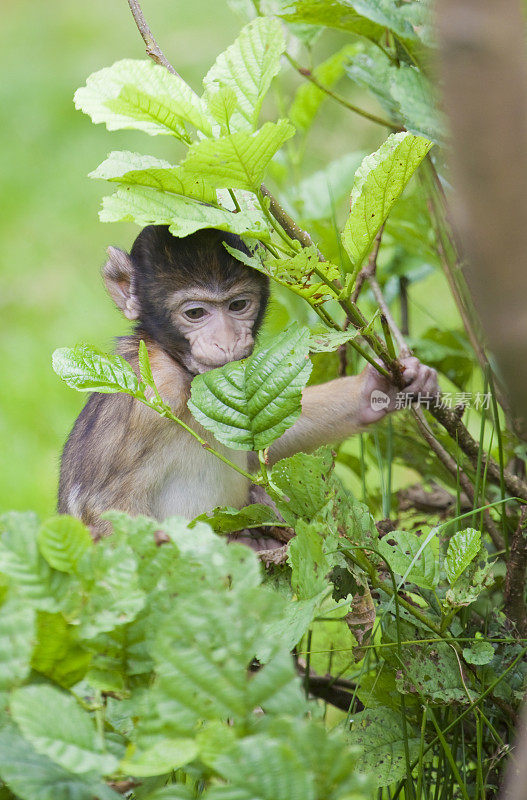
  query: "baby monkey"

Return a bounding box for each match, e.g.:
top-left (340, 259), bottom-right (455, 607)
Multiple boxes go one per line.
top-left (58, 225), bottom-right (438, 538)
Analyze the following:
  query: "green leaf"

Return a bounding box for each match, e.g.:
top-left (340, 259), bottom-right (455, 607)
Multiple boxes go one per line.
top-left (463, 640), bottom-right (495, 666)
top-left (224, 243), bottom-right (340, 305)
top-left (203, 17), bottom-right (285, 130)
top-left (342, 132), bottom-right (433, 271)
top-left (121, 738), bottom-right (198, 778)
top-left (290, 151), bottom-right (367, 220)
top-left (281, 0), bottom-right (421, 59)
top-left (188, 324), bottom-right (312, 450)
top-left (31, 611), bottom-right (91, 688)
top-left (38, 516), bottom-right (93, 573)
top-left (348, 707), bottom-right (422, 788)
top-left (75, 59), bottom-right (212, 140)
top-left (0, 728), bottom-right (120, 800)
top-left (205, 86), bottom-right (239, 134)
top-left (390, 65), bottom-right (444, 145)
top-left (52, 344), bottom-right (140, 394)
top-left (445, 528), bottom-right (481, 586)
top-left (396, 641), bottom-right (470, 703)
top-left (378, 530), bottom-right (439, 589)
top-left (181, 120), bottom-right (295, 191)
top-left (0, 596), bottom-right (35, 691)
top-left (270, 449), bottom-right (334, 524)
top-left (90, 151), bottom-right (216, 204)
top-left (308, 327), bottom-right (360, 353)
top-left (10, 685), bottom-right (118, 775)
top-left (100, 185), bottom-right (270, 240)
top-left (290, 44), bottom-right (360, 132)
top-left (192, 504), bottom-right (284, 534)
top-left (288, 520), bottom-right (331, 600)
top-left (0, 513), bottom-right (60, 608)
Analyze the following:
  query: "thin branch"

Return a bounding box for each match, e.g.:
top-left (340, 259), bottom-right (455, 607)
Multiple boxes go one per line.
top-left (351, 226), bottom-right (384, 303)
top-left (126, 0), bottom-right (180, 76)
top-left (286, 53), bottom-right (401, 131)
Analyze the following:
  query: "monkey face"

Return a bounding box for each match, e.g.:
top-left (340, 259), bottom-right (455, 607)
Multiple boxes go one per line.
top-left (168, 281), bottom-right (261, 373)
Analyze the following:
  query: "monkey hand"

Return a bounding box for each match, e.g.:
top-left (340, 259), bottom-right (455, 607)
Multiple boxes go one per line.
top-left (357, 356), bottom-right (439, 426)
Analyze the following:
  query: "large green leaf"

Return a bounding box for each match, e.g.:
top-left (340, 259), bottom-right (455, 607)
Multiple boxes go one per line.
top-left (100, 185), bottom-right (270, 240)
top-left (203, 17), bottom-right (285, 131)
top-left (342, 132), bottom-right (433, 271)
top-left (445, 528), bottom-right (481, 586)
top-left (0, 728), bottom-right (119, 800)
top-left (38, 516), bottom-right (93, 574)
top-left (281, 0), bottom-right (421, 58)
top-left (348, 707), bottom-right (422, 788)
top-left (75, 59), bottom-right (212, 140)
top-left (271, 449), bottom-right (334, 525)
top-left (390, 65), bottom-right (444, 145)
top-left (181, 120), bottom-right (295, 191)
top-left (288, 520), bottom-right (331, 600)
top-left (0, 596), bottom-right (35, 692)
top-left (31, 611), bottom-right (91, 688)
top-left (188, 324), bottom-right (312, 451)
top-left (90, 151), bottom-right (216, 204)
top-left (52, 344), bottom-right (139, 394)
top-left (377, 530), bottom-right (439, 590)
top-left (10, 685), bottom-right (118, 775)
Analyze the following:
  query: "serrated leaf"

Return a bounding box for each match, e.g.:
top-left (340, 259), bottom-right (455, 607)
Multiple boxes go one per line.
top-left (445, 528), bottom-right (481, 586)
top-left (390, 66), bottom-right (444, 145)
top-left (188, 324), bottom-right (312, 451)
top-left (121, 738), bottom-right (198, 777)
top-left (192, 504), bottom-right (284, 534)
top-left (462, 640), bottom-right (495, 666)
top-left (204, 86), bottom-right (239, 135)
top-left (281, 0), bottom-right (421, 58)
top-left (100, 185), bottom-right (270, 240)
top-left (203, 17), bottom-right (285, 130)
top-left (90, 151), bottom-right (216, 204)
top-left (181, 120), bottom-right (295, 191)
top-left (10, 685), bottom-right (118, 775)
top-left (0, 728), bottom-right (120, 800)
top-left (38, 516), bottom-right (93, 573)
top-left (396, 641), bottom-right (470, 703)
top-left (347, 707), bottom-right (422, 788)
top-left (75, 59), bottom-right (211, 140)
top-left (378, 530), bottom-right (439, 589)
top-left (52, 344), bottom-right (140, 394)
top-left (0, 513), bottom-right (61, 609)
top-left (0, 596), bottom-right (35, 691)
top-left (342, 132), bottom-right (433, 270)
top-left (308, 327), bottom-right (360, 353)
top-left (270, 449), bottom-right (334, 524)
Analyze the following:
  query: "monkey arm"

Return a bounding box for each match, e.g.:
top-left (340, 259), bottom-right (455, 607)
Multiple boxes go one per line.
top-left (266, 357), bottom-right (439, 465)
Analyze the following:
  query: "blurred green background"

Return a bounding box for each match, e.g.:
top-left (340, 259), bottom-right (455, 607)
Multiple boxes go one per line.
top-left (0, 0), bottom-right (458, 516)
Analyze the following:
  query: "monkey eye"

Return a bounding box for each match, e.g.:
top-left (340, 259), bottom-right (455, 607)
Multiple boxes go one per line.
top-left (184, 307), bottom-right (207, 321)
top-left (229, 299), bottom-right (249, 312)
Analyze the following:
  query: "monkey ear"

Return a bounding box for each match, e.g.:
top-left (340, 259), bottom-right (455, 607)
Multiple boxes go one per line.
top-left (102, 246), bottom-right (140, 320)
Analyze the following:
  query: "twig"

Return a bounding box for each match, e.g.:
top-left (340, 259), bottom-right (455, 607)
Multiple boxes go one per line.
top-left (286, 53), bottom-right (401, 131)
top-left (126, 0), bottom-right (180, 76)
top-left (351, 226), bottom-right (384, 303)
top-left (413, 408), bottom-right (505, 551)
top-left (504, 508), bottom-right (527, 637)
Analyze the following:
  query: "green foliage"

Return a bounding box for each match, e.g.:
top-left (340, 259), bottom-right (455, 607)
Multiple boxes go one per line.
top-left (378, 530), bottom-right (439, 590)
top-left (188, 324), bottom-right (312, 450)
top-left (342, 132), bottom-right (433, 272)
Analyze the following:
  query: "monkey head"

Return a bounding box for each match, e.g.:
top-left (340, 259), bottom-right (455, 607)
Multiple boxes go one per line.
top-left (102, 225), bottom-right (270, 374)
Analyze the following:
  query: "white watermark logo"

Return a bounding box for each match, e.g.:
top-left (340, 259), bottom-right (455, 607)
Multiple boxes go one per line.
top-left (370, 389), bottom-right (390, 410)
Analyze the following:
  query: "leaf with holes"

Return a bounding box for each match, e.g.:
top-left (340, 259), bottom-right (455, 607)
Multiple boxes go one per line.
top-left (378, 530), bottom-right (439, 590)
top-left (342, 132), bottom-right (433, 271)
top-left (188, 324), bottom-right (312, 451)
